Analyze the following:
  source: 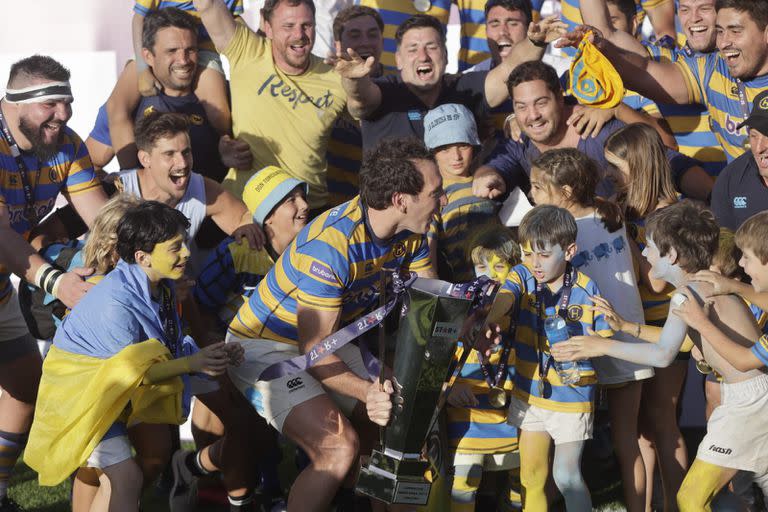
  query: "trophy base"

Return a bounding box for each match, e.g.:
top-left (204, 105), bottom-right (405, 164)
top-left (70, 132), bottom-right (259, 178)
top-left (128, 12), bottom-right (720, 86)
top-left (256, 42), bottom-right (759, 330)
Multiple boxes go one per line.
top-left (356, 450), bottom-right (432, 505)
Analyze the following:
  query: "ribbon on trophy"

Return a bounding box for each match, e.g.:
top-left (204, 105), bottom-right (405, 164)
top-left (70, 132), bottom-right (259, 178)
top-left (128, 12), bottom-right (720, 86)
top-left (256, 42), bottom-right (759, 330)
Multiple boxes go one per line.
top-left (257, 273), bottom-right (499, 383)
top-left (476, 280), bottom-right (520, 409)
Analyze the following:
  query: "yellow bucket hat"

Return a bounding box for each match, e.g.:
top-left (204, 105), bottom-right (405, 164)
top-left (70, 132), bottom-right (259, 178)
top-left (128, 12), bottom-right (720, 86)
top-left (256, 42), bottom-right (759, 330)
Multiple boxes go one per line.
top-left (569, 31), bottom-right (624, 109)
top-left (242, 166), bottom-right (307, 226)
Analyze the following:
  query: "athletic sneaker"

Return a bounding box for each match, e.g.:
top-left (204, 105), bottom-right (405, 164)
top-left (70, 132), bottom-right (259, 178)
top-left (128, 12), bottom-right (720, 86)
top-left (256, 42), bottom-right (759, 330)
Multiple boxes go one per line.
top-left (169, 449), bottom-right (198, 512)
top-left (0, 496), bottom-right (23, 512)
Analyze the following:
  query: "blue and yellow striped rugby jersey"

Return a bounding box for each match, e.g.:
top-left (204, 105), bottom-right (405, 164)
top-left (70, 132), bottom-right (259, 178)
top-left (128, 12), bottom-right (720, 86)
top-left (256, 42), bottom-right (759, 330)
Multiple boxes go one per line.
top-left (327, 113), bottom-right (363, 208)
top-left (194, 237), bottom-right (276, 333)
top-left (446, 341), bottom-right (518, 454)
top-left (228, 197), bottom-right (432, 344)
top-left (428, 175), bottom-right (499, 282)
top-left (133, 0), bottom-right (244, 52)
top-left (356, 0), bottom-right (490, 72)
top-left (676, 51), bottom-right (768, 162)
top-left (499, 264), bottom-right (612, 413)
top-left (0, 127), bottom-right (99, 303)
top-left (752, 334), bottom-right (768, 368)
top-left (642, 43), bottom-right (727, 176)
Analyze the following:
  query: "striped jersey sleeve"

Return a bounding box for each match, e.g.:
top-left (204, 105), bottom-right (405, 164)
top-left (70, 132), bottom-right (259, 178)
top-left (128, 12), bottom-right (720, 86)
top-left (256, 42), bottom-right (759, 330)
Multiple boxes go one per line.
top-left (644, 44), bottom-right (727, 176)
top-left (194, 237), bottom-right (274, 330)
top-left (675, 52), bottom-right (768, 162)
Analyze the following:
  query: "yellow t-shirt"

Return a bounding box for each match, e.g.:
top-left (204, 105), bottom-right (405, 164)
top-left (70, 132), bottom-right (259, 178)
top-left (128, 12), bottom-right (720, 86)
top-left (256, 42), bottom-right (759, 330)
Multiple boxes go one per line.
top-left (221, 24), bottom-right (347, 209)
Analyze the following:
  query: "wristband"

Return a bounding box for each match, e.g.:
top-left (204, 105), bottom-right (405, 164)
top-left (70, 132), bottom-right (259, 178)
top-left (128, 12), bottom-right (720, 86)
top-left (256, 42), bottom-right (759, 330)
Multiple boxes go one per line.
top-left (633, 323), bottom-right (641, 339)
top-left (35, 263), bottom-right (64, 296)
top-left (50, 271), bottom-right (64, 299)
top-left (528, 37), bottom-right (548, 48)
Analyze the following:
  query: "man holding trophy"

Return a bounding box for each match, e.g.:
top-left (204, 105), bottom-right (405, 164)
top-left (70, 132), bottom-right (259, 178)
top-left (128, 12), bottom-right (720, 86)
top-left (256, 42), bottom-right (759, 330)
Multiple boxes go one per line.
top-left (225, 136), bottom-right (462, 510)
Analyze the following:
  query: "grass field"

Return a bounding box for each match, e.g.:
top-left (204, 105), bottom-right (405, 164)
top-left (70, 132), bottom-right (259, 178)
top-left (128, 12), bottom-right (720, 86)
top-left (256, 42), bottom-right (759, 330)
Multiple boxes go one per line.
top-left (8, 457), bottom-right (629, 512)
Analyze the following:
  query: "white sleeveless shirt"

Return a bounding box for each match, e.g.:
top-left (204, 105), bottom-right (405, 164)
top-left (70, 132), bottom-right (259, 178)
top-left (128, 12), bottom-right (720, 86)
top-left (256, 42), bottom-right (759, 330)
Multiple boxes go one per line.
top-left (119, 169), bottom-right (207, 239)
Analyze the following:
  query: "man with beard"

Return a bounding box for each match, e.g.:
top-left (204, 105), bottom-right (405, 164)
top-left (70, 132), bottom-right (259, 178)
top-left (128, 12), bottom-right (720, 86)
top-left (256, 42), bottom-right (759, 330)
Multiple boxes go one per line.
top-left (194, 0), bottom-right (347, 215)
top-left (578, 0), bottom-right (728, 177)
top-left (337, 13), bottom-right (566, 151)
top-left (0, 55), bottom-right (107, 511)
top-left (560, 0), bottom-right (768, 164)
top-left (471, 61), bottom-right (710, 200)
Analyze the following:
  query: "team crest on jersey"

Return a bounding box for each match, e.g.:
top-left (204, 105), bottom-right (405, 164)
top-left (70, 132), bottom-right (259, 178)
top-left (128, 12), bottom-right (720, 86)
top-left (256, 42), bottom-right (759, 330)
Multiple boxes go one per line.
top-left (392, 242), bottom-right (406, 258)
top-left (760, 97), bottom-right (768, 111)
top-left (188, 114), bottom-right (204, 126)
top-left (567, 305), bottom-right (583, 322)
top-left (143, 105), bottom-right (155, 117)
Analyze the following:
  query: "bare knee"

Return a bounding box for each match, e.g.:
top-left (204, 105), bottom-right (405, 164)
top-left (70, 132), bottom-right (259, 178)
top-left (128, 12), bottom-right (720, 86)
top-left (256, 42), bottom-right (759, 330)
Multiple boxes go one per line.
top-left (314, 427), bottom-right (359, 478)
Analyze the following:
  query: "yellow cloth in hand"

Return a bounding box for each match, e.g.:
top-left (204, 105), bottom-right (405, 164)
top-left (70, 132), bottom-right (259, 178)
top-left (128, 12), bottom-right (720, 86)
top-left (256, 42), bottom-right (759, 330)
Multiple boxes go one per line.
top-left (569, 31), bottom-right (624, 109)
top-left (25, 339), bottom-right (185, 486)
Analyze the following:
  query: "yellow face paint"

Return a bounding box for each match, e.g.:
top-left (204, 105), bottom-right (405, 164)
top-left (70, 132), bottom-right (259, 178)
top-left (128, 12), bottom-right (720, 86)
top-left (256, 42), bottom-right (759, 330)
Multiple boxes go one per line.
top-left (150, 234), bottom-right (189, 280)
top-left (487, 254), bottom-right (512, 282)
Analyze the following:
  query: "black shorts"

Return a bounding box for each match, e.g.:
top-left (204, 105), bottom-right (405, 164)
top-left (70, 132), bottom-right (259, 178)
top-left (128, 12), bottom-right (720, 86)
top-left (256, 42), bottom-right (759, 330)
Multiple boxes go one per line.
top-left (0, 333), bottom-right (39, 363)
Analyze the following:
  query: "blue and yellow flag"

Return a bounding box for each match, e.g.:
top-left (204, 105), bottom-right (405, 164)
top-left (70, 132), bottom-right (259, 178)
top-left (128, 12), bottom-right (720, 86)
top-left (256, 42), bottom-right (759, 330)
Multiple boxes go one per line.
top-left (25, 340), bottom-right (184, 486)
top-left (570, 32), bottom-right (624, 109)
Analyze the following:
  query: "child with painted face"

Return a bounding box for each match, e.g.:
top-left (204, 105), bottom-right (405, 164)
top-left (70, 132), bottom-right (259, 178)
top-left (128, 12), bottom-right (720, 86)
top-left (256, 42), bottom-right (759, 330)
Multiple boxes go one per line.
top-left (445, 226), bottom-right (522, 511)
top-left (423, 103), bottom-right (501, 282)
top-left (552, 201), bottom-right (768, 510)
top-left (485, 205), bottom-right (613, 512)
top-left (529, 148), bottom-right (653, 511)
top-left (24, 201), bottom-right (243, 511)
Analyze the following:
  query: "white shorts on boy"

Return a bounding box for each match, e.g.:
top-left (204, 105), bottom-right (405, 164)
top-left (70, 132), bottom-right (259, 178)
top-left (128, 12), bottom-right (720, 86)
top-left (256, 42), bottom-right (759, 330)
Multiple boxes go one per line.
top-left (696, 373), bottom-right (768, 475)
top-left (86, 435), bottom-right (132, 469)
top-left (507, 395), bottom-right (593, 445)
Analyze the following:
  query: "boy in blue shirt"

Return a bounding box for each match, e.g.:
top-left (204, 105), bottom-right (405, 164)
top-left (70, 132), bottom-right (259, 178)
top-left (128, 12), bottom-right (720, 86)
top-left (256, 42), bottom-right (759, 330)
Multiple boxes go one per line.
top-left (25, 201), bottom-right (242, 512)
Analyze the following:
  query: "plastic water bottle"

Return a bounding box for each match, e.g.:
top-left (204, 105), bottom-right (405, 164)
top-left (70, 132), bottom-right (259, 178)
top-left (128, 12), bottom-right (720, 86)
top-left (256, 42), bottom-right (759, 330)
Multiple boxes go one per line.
top-left (543, 307), bottom-right (581, 385)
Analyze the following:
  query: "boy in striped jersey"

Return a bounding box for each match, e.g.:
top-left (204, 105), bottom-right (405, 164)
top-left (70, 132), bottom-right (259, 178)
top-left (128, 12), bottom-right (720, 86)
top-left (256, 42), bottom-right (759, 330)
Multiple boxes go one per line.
top-left (447, 227), bottom-right (522, 511)
top-left (486, 205), bottom-right (613, 511)
top-left (423, 103), bottom-right (500, 282)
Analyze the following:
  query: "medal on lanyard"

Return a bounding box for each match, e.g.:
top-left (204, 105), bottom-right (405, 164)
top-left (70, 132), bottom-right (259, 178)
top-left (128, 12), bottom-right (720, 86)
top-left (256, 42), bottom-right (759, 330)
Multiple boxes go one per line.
top-left (413, 0), bottom-right (431, 12)
top-left (478, 337), bottom-right (512, 408)
top-left (535, 264), bottom-right (574, 397)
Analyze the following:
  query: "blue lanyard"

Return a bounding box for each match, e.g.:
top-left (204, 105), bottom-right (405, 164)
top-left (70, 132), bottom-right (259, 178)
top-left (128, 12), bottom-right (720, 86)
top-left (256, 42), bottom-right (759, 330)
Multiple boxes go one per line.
top-left (0, 105), bottom-right (38, 228)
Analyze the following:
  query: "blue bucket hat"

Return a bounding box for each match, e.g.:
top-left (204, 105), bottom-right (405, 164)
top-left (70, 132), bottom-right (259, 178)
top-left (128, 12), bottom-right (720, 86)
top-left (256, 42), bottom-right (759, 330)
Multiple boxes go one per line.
top-left (423, 103), bottom-right (481, 150)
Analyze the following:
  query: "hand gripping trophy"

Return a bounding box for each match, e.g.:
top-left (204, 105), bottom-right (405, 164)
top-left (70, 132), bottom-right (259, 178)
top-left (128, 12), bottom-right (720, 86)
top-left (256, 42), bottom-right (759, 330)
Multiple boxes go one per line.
top-left (356, 275), bottom-right (501, 505)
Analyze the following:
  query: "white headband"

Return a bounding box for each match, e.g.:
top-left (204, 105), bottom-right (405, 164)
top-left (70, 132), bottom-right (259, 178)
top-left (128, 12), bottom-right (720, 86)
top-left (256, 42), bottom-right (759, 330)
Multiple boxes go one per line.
top-left (4, 81), bottom-right (73, 104)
